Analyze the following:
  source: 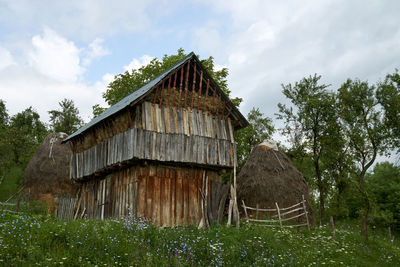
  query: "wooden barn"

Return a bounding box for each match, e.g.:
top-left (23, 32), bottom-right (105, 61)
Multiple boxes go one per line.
top-left (62, 52), bottom-right (248, 227)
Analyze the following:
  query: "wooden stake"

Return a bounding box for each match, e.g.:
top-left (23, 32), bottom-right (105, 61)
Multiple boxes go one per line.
top-left (275, 202), bottom-right (283, 228)
top-left (389, 226), bottom-right (394, 246)
top-left (233, 142), bottom-right (240, 228)
top-left (256, 203), bottom-right (259, 220)
top-left (330, 216), bottom-right (336, 240)
top-left (242, 200), bottom-right (249, 222)
top-left (302, 195), bottom-right (310, 230)
top-left (227, 198), bottom-right (233, 226)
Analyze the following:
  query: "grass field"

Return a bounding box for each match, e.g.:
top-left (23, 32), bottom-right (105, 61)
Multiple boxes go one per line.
top-left (0, 210), bottom-right (399, 266)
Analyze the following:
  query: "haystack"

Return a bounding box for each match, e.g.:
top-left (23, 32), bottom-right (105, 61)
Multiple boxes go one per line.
top-left (23, 132), bottom-right (78, 212)
top-left (237, 140), bottom-right (314, 224)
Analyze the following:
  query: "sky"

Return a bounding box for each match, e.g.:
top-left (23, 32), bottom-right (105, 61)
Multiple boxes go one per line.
top-left (0, 0), bottom-right (399, 137)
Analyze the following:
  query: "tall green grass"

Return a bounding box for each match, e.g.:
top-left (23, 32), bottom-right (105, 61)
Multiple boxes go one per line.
top-left (0, 212), bottom-right (399, 266)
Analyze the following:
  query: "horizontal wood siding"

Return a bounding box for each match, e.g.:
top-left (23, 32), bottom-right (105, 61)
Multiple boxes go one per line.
top-left (75, 165), bottom-right (220, 227)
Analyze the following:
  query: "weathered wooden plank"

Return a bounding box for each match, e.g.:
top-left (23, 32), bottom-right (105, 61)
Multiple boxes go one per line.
top-left (160, 134), bottom-right (166, 162)
top-left (150, 102), bottom-right (157, 132)
top-left (176, 171), bottom-right (183, 225)
top-left (177, 108), bottom-right (184, 134)
top-left (152, 175), bottom-right (160, 226)
top-left (197, 110), bottom-right (203, 137)
top-left (144, 102), bottom-right (151, 131)
top-left (189, 174), bottom-right (198, 224)
top-left (203, 112), bottom-right (209, 137)
top-left (199, 136), bottom-right (205, 164)
top-left (137, 174), bottom-right (145, 219)
top-left (183, 172), bottom-right (190, 225)
top-left (192, 110), bottom-right (198, 136)
top-left (183, 108), bottom-right (189, 135)
top-left (227, 118), bottom-right (234, 143)
top-left (170, 169), bottom-right (176, 226)
top-left (160, 105), bottom-right (165, 133)
top-left (152, 132), bottom-right (157, 160)
top-left (171, 107), bottom-right (177, 134)
top-left (164, 106), bottom-right (171, 133)
top-left (141, 102), bottom-right (146, 130)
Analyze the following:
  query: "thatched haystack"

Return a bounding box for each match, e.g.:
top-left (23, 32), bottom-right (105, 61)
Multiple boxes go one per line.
top-left (23, 132), bottom-right (78, 212)
top-left (237, 141), bottom-right (314, 224)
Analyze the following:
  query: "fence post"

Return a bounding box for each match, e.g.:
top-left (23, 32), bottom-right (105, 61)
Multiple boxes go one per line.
top-left (275, 202), bottom-right (282, 228)
top-left (302, 195), bottom-right (310, 230)
top-left (389, 226), bottom-right (394, 246)
top-left (242, 200), bottom-right (249, 222)
top-left (256, 203), bottom-right (259, 220)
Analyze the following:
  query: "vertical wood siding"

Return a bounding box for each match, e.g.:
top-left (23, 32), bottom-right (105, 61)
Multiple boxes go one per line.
top-left (71, 101), bottom-right (236, 180)
top-left (75, 165), bottom-right (221, 227)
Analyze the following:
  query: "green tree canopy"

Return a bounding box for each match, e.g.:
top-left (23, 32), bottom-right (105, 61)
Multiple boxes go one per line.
top-left (338, 78), bottom-right (390, 241)
top-left (277, 74), bottom-right (337, 222)
top-left (377, 70), bottom-right (400, 150)
top-left (0, 100), bottom-right (8, 129)
top-left (366, 162), bottom-right (400, 229)
top-left (7, 107), bottom-right (48, 166)
top-left (48, 99), bottom-right (83, 135)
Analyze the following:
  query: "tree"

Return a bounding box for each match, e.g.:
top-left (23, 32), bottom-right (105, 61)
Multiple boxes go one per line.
top-left (99, 48), bottom-right (242, 112)
top-left (277, 74), bottom-right (337, 222)
top-left (0, 100), bottom-right (10, 174)
top-left (366, 162), bottom-right (400, 230)
top-left (48, 99), bottom-right (83, 135)
top-left (377, 70), bottom-right (400, 150)
top-left (7, 107), bottom-right (48, 166)
top-left (0, 100), bottom-right (8, 129)
top-left (235, 108), bottom-right (274, 171)
top-left (338, 79), bottom-right (390, 241)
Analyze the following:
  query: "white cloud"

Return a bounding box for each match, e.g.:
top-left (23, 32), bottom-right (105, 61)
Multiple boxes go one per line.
top-left (0, 0), bottom-right (158, 40)
top-left (0, 46), bottom-right (15, 70)
top-left (0, 28), bottom-right (108, 123)
top-left (83, 38), bottom-right (110, 66)
top-left (196, 0), bottom-right (400, 120)
top-left (124, 55), bottom-right (154, 71)
top-left (28, 27), bottom-right (84, 83)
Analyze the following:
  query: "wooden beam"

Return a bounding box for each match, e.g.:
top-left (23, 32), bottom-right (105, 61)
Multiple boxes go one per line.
top-left (178, 65), bottom-right (184, 108)
top-left (191, 63), bottom-right (197, 109)
top-left (197, 71), bottom-right (203, 111)
top-left (205, 79), bottom-right (210, 113)
top-left (160, 79), bottom-right (166, 106)
top-left (221, 100), bottom-right (226, 119)
top-left (153, 85), bottom-right (159, 104)
top-left (184, 60), bottom-right (190, 109)
top-left (211, 84), bottom-right (217, 115)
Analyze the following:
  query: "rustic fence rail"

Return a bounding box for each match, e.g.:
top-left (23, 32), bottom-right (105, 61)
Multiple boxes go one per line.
top-left (242, 195), bottom-right (310, 229)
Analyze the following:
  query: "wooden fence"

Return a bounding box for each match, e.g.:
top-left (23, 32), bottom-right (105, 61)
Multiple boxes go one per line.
top-left (242, 195), bottom-right (310, 229)
top-left (55, 197), bottom-right (77, 220)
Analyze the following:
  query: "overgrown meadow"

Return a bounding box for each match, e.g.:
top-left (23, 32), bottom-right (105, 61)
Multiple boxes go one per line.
top-left (0, 211), bottom-right (399, 266)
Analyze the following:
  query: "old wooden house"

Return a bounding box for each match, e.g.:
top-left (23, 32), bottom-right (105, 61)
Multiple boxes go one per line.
top-left (63, 52), bottom-right (248, 227)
